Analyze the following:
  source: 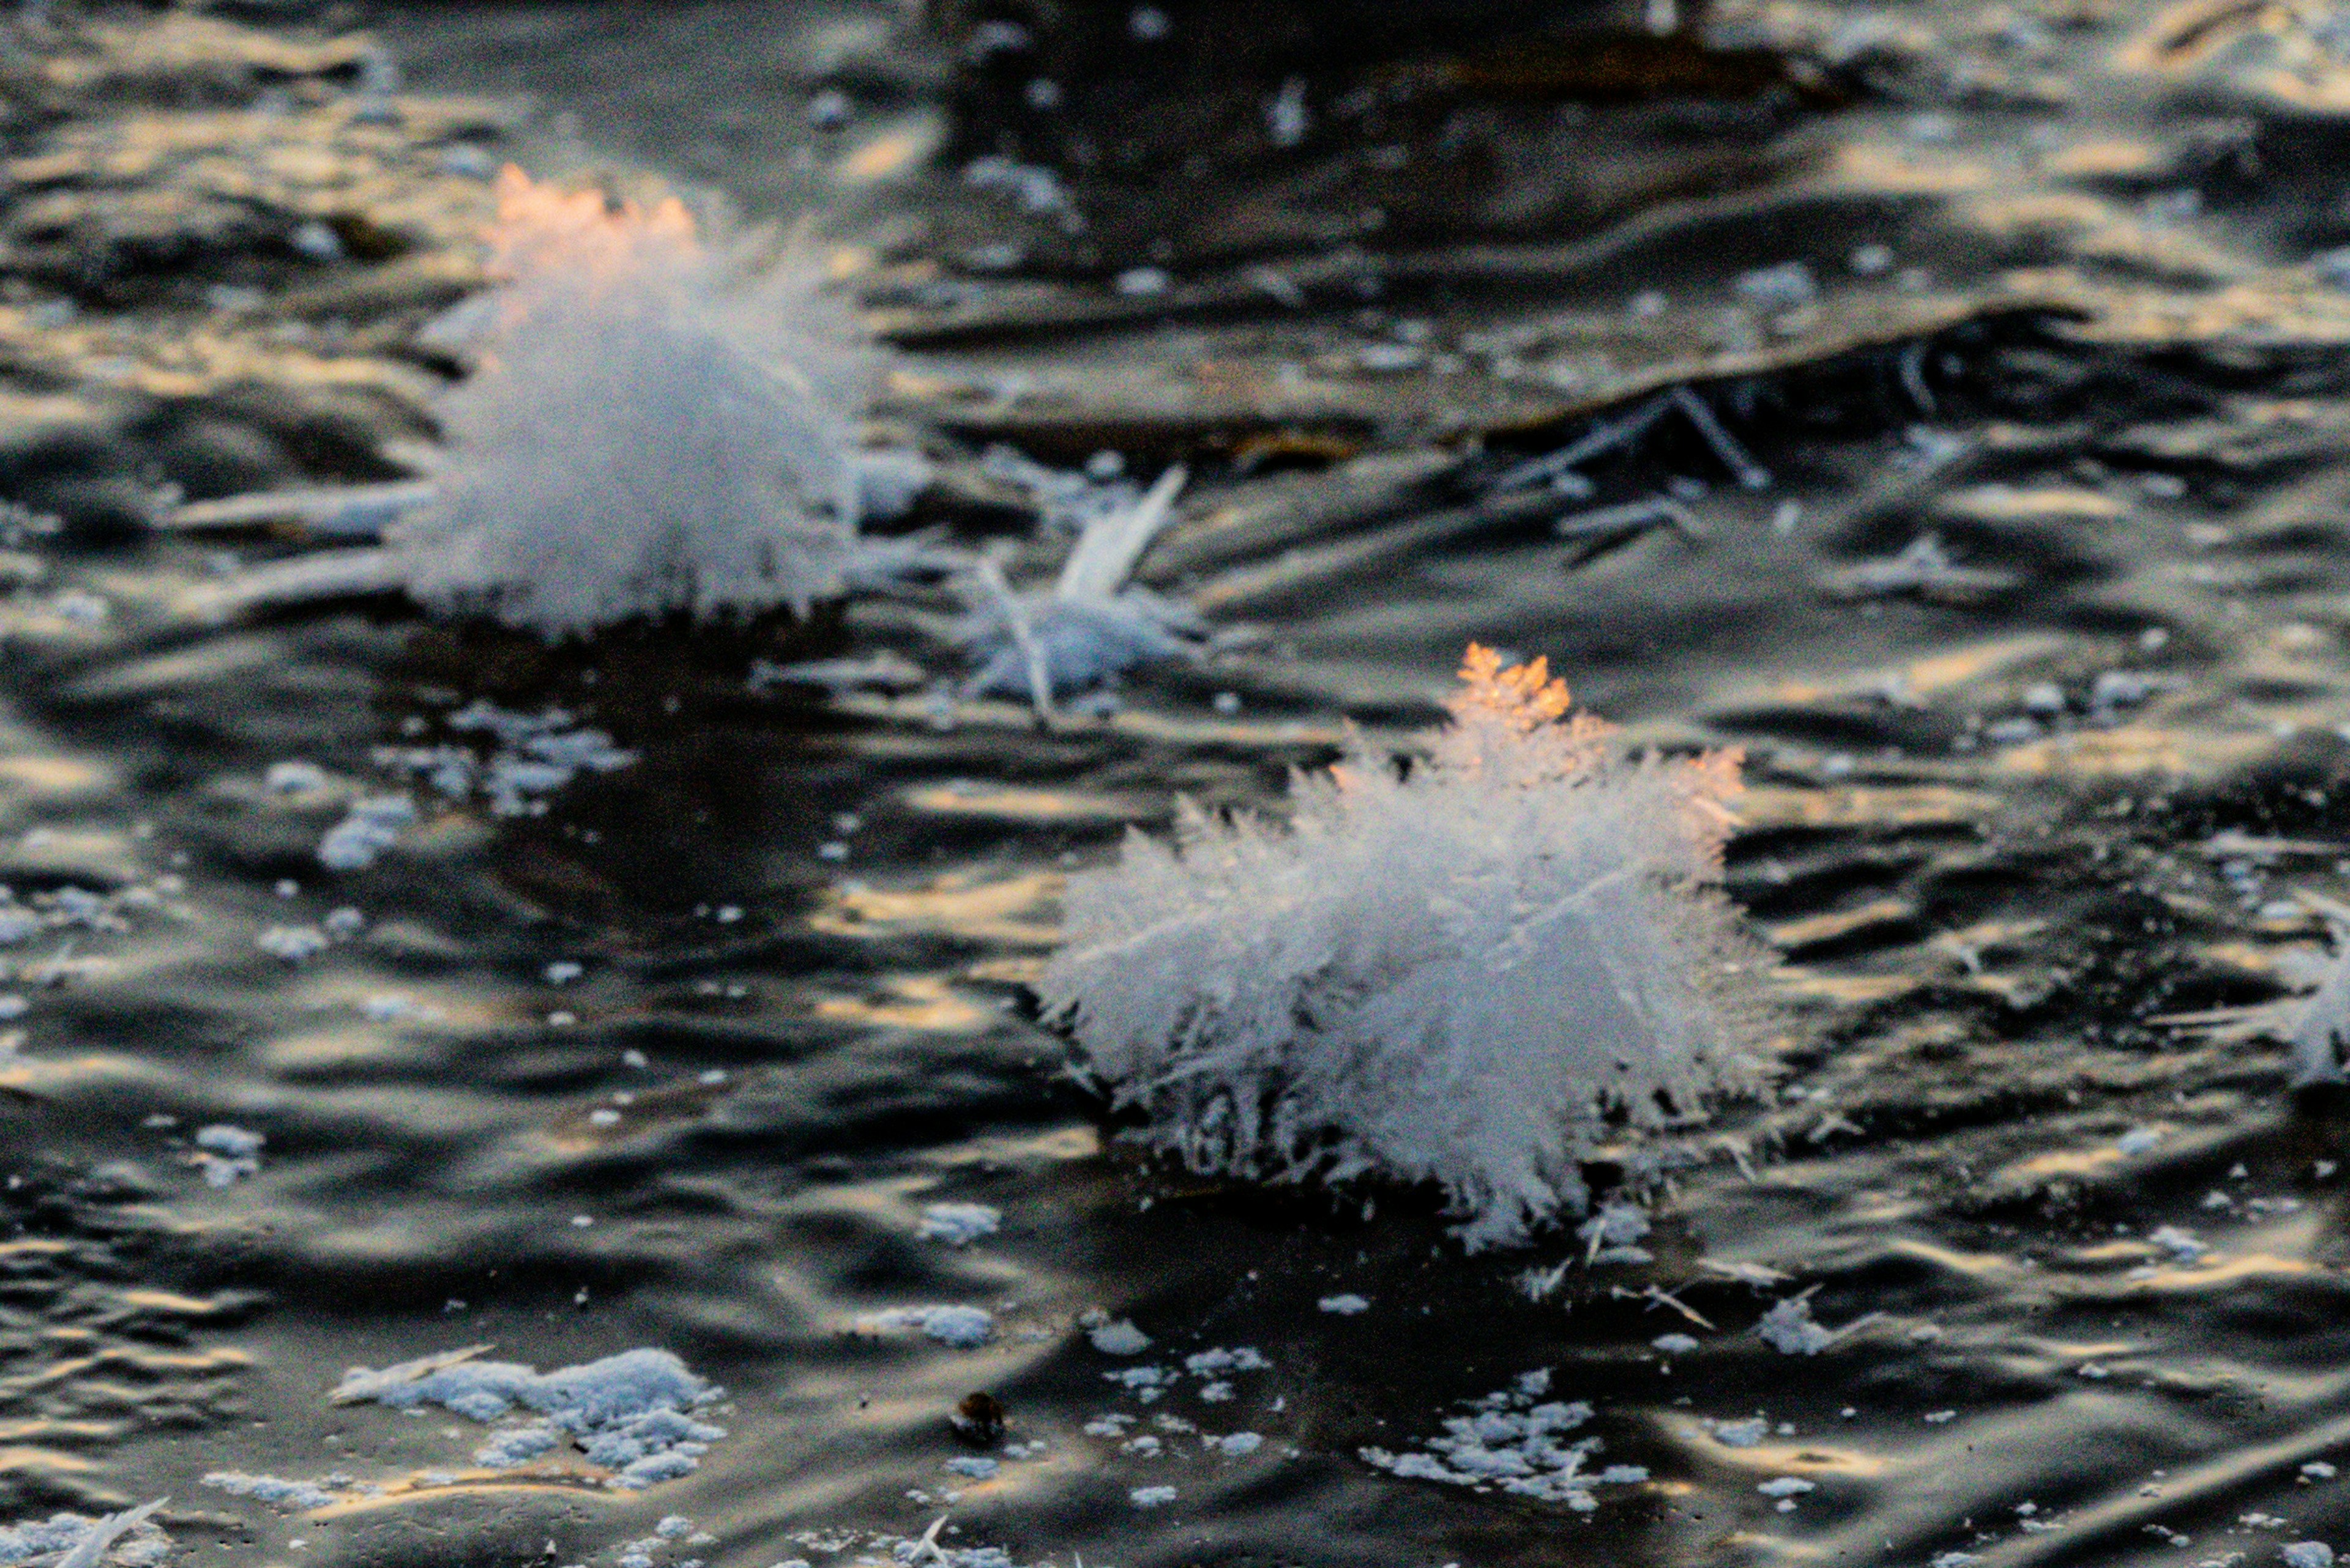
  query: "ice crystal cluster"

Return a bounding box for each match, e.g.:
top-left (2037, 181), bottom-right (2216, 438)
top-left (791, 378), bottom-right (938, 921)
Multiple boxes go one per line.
top-left (330, 1345), bottom-right (725, 1488)
top-left (1038, 646), bottom-right (1767, 1247)
top-left (387, 168), bottom-right (869, 635)
top-left (1359, 1367), bottom-right (1648, 1509)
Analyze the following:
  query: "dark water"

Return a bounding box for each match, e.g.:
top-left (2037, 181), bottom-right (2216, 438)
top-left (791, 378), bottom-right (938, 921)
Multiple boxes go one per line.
top-left (15, 2), bottom-right (2350, 1566)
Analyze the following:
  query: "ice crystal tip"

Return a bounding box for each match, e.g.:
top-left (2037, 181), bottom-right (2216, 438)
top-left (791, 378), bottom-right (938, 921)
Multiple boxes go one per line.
top-left (1039, 646), bottom-right (1772, 1248)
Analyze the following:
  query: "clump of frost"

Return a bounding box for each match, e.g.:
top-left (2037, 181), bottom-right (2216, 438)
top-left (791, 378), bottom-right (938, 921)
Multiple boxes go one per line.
top-left (190, 1124), bottom-right (263, 1187)
top-left (373, 701), bottom-right (636, 819)
top-left (1360, 1368), bottom-right (1647, 1510)
top-left (916, 1202), bottom-right (1001, 1247)
top-left (386, 168), bottom-right (871, 636)
top-left (1317, 1294), bottom-right (1370, 1316)
top-left (1087, 1320), bottom-right (1152, 1354)
top-left (317, 793), bottom-right (417, 870)
top-left (865, 1305), bottom-right (996, 1348)
top-left (330, 1345), bottom-right (725, 1488)
top-left (200, 1474), bottom-right (338, 1511)
top-left (957, 465), bottom-right (1202, 708)
top-left (2290, 920), bottom-right (2350, 1085)
top-left (0, 1499), bottom-right (170, 1568)
top-left (1037, 645), bottom-right (1769, 1248)
top-left (1755, 1296), bottom-right (1835, 1355)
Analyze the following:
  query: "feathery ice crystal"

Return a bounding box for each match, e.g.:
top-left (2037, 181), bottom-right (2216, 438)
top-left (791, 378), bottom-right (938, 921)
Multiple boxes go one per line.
top-left (386, 168), bottom-right (870, 635)
top-left (1037, 646), bottom-right (1769, 1247)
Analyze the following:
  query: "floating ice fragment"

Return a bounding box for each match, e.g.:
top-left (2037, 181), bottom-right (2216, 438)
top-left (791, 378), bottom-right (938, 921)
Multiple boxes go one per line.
top-left (1710, 1417), bottom-right (1768, 1447)
top-left (918, 1203), bottom-right (1002, 1247)
top-left (1652, 1334), bottom-right (1699, 1356)
top-left (1756, 1296), bottom-right (1834, 1355)
top-left (1128, 1486), bottom-right (1177, 1509)
top-left (26, 1498), bottom-right (171, 1568)
top-left (1758, 1477), bottom-right (1815, 1498)
top-left (1088, 1320), bottom-right (1152, 1355)
top-left (1204, 1432), bottom-right (1263, 1456)
top-left (1736, 262), bottom-right (1818, 314)
top-left (318, 794), bottom-right (417, 871)
top-left (870, 1305), bottom-right (996, 1349)
top-left (2116, 1127), bottom-right (2163, 1154)
top-left (256, 925), bottom-right (329, 963)
top-left (1359, 1374), bottom-right (1607, 1506)
top-left (2285, 1545), bottom-right (2336, 1568)
top-left (1821, 536), bottom-right (2018, 599)
top-left (204, 1473), bottom-right (336, 1510)
top-left (332, 1346), bottom-right (724, 1487)
top-left (942, 1457), bottom-right (998, 1479)
top-left (2305, 1462), bottom-right (2338, 1479)
top-left (1039, 646), bottom-right (1769, 1249)
top-left (195, 1125), bottom-right (263, 1160)
top-left (190, 1128), bottom-right (264, 1189)
top-left (1318, 1294), bottom-right (1370, 1316)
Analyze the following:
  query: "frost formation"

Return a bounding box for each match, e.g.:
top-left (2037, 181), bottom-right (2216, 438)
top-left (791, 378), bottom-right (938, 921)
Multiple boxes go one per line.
top-left (387, 168), bottom-right (870, 635)
top-left (1037, 645), bottom-right (1767, 1247)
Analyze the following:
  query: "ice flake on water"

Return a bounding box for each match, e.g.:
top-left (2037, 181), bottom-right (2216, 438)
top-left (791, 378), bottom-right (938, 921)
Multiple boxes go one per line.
top-left (2285, 1545), bottom-right (2337, 1568)
top-left (942, 1457), bottom-right (997, 1479)
top-left (918, 1203), bottom-right (1002, 1247)
top-left (1580, 1200), bottom-right (1653, 1264)
top-left (2116, 1126), bottom-right (2164, 1155)
top-left (317, 794), bottom-right (417, 871)
top-left (376, 704), bottom-right (638, 822)
top-left (1203, 1432), bottom-right (1263, 1457)
top-left (1709, 1417), bottom-right (1769, 1448)
top-left (1652, 1334), bottom-right (1700, 1356)
top-left (1758, 1477), bottom-right (1815, 1498)
top-left (256, 925), bottom-right (330, 963)
top-left (1088, 1320), bottom-right (1152, 1355)
top-left (1105, 1365), bottom-right (1171, 1393)
top-left (1128, 1486), bottom-right (1177, 1509)
top-left (1318, 1294), bottom-right (1370, 1316)
top-left (1039, 648), bottom-right (1769, 1249)
top-left (0, 1499), bottom-right (172, 1568)
top-left (332, 1346), bottom-right (725, 1488)
top-left (1756, 1296), bottom-right (1835, 1355)
top-left (190, 1124), bottom-right (263, 1187)
top-left (868, 1305), bottom-right (995, 1349)
top-left (1183, 1347), bottom-right (1269, 1375)
top-left (1360, 1373), bottom-right (1628, 1507)
top-left (201, 1473), bottom-right (340, 1510)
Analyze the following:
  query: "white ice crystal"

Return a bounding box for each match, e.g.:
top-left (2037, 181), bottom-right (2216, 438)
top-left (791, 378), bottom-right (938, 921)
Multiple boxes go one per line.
top-left (866, 1305), bottom-right (996, 1348)
top-left (916, 1202), bottom-right (1002, 1247)
top-left (958, 465), bottom-right (1201, 708)
top-left (7, 1499), bottom-right (171, 1568)
top-left (1359, 1372), bottom-right (1636, 1509)
top-left (384, 169), bottom-right (871, 636)
top-left (330, 1345), bottom-right (725, 1489)
top-left (2291, 922), bottom-right (2350, 1085)
top-left (1037, 646), bottom-right (1769, 1248)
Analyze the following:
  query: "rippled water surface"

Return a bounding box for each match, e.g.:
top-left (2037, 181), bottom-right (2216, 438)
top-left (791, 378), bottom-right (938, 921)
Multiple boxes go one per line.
top-left (20, 1), bottom-right (2350, 1566)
